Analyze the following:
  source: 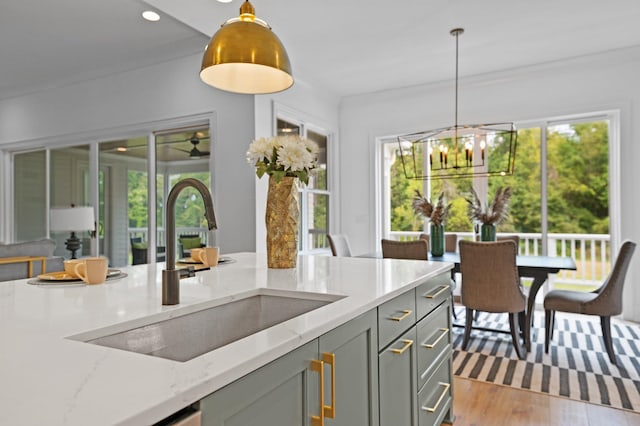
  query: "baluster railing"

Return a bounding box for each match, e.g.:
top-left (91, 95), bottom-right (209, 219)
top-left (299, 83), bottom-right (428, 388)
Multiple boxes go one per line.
top-left (388, 231), bottom-right (610, 290)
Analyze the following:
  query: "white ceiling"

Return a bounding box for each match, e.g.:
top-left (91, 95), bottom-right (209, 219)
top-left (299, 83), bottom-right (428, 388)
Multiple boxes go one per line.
top-left (3, 0), bottom-right (640, 101)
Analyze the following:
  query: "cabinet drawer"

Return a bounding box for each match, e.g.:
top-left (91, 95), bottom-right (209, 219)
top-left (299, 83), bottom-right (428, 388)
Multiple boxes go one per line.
top-left (379, 327), bottom-right (418, 426)
top-left (378, 289), bottom-right (416, 350)
top-left (417, 357), bottom-right (452, 426)
top-left (415, 273), bottom-right (451, 319)
top-left (416, 302), bottom-right (451, 390)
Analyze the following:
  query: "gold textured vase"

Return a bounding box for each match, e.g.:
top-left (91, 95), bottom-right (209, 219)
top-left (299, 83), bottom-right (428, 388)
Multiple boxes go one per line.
top-left (266, 176), bottom-right (299, 268)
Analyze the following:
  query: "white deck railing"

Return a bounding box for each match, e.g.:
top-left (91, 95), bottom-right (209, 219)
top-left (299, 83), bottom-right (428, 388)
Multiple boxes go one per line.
top-left (389, 231), bottom-right (610, 290)
top-left (128, 227), bottom-right (208, 248)
top-left (127, 227), bottom-right (609, 289)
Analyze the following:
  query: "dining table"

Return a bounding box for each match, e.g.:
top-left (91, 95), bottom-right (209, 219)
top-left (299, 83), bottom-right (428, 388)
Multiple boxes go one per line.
top-left (362, 251), bottom-right (577, 351)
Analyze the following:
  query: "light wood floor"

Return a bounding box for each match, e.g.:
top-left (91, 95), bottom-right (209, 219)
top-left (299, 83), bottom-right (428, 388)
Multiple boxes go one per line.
top-left (447, 377), bottom-right (640, 426)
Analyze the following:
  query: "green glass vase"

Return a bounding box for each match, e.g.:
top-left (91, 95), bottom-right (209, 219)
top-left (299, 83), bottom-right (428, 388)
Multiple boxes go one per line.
top-left (430, 224), bottom-right (444, 257)
top-left (480, 224), bottom-right (496, 241)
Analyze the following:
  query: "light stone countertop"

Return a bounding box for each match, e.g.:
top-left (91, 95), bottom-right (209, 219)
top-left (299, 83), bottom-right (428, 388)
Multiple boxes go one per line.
top-left (0, 252), bottom-right (452, 425)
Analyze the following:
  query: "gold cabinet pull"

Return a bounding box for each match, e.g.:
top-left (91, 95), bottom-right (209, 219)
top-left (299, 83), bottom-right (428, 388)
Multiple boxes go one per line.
top-left (423, 285), bottom-right (449, 299)
top-left (421, 382), bottom-right (451, 413)
top-left (390, 339), bottom-right (414, 355)
top-left (389, 309), bottom-right (412, 322)
top-left (421, 328), bottom-right (450, 349)
top-left (322, 352), bottom-right (336, 418)
top-left (311, 359), bottom-right (325, 426)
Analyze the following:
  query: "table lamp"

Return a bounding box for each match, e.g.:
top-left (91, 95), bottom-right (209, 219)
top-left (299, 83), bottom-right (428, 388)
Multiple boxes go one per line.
top-left (50, 206), bottom-right (95, 259)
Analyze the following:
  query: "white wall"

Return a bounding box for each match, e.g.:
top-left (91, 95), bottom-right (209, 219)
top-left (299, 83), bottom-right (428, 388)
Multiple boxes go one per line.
top-left (340, 46), bottom-right (640, 320)
top-left (0, 52), bottom-right (256, 254)
top-left (253, 80), bottom-right (341, 253)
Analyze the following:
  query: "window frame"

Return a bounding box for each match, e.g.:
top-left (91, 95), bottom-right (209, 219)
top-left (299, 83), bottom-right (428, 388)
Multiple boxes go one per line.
top-left (377, 110), bottom-right (621, 253)
top-left (275, 114), bottom-right (333, 254)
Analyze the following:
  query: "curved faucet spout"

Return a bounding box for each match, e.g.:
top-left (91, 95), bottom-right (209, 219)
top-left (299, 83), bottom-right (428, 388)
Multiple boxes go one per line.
top-left (163, 178), bottom-right (217, 305)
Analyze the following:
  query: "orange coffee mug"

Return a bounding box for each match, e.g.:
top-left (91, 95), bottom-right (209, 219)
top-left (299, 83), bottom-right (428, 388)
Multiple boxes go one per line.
top-left (74, 257), bottom-right (108, 284)
top-left (201, 247), bottom-right (220, 267)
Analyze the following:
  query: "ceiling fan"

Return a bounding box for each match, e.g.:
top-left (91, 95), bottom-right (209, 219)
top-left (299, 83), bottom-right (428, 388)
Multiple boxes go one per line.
top-left (168, 133), bottom-right (211, 159)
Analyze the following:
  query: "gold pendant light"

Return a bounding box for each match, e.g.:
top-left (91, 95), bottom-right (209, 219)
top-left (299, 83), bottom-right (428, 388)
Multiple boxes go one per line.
top-left (200, 0), bottom-right (293, 94)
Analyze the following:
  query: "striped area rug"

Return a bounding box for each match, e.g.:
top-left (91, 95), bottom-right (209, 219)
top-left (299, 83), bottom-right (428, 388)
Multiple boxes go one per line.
top-left (452, 307), bottom-right (640, 412)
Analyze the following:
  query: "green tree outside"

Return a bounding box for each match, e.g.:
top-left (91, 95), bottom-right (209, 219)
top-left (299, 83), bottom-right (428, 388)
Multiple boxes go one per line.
top-left (390, 121), bottom-right (609, 236)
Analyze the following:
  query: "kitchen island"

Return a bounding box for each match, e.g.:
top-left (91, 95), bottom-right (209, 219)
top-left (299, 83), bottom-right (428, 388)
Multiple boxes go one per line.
top-left (0, 253), bottom-right (453, 425)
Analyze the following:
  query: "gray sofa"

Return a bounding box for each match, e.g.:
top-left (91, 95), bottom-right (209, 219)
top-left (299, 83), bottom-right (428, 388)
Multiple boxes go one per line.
top-left (0, 239), bottom-right (65, 282)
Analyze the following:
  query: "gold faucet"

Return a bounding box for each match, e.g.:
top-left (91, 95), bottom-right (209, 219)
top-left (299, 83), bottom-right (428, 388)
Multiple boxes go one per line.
top-left (162, 178), bottom-right (217, 305)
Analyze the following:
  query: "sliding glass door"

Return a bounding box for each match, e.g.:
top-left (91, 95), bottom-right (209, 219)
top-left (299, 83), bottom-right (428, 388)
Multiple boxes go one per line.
top-left (156, 128), bottom-right (211, 258)
top-left (49, 145), bottom-right (93, 258)
top-left (99, 136), bottom-right (148, 266)
top-left (382, 113), bottom-right (612, 293)
top-left (10, 120), bottom-right (212, 267)
top-left (96, 127), bottom-right (211, 267)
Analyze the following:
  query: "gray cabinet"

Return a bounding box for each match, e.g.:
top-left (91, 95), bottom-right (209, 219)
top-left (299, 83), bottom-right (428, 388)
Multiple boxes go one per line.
top-left (200, 340), bottom-right (320, 426)
top-left (378, 272), bottom-right (454, 426)
top-left (319, 310), bottom-right (379, 426)
top-left (200, 310), bottom-right (378, 426)
top-left (199, 272), bottom-right (453, 426)
top-left (416, 302), bottom-right (453, 426)
top-left (379, 327), bottom-right (418, 426)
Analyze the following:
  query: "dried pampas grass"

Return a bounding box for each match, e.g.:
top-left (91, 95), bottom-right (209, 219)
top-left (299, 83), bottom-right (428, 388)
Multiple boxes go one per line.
top-left (413, 190), bottom-right (451, 225)
top-left (466, 186), bottom-right (512, 225)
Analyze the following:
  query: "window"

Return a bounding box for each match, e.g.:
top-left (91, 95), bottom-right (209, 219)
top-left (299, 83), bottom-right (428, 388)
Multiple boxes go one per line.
top-left (13, 151), bottom-right (46, 241)
top-left (9, 118), bottom-right (212, 266)
top-left (277, 118), bottom-right (331, 253)
top-left (381, 113), bottom-right (613, 293)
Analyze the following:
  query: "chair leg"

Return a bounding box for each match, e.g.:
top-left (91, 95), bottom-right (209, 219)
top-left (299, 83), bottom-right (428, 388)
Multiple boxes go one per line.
top-left (544, 309), bottom-right (552, 353)
top-left (462, 308), bottom-right (474, 350)
top-left (451, 293), bottom-right (457, 320)
top-left (517, 311), bottom-right (527, 346)
top-left (450, 277), bottom-right (457, 320)
top-left (509, 313), bottom-right (525, 359)
top-left (600, 316), bottom-right (617, 364)
top-left (474, 310), bottom-right (480, 322)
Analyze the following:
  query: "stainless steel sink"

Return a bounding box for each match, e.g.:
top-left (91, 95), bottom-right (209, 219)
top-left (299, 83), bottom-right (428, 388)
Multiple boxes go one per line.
top-left (80, 290), bottom-right (341, 362)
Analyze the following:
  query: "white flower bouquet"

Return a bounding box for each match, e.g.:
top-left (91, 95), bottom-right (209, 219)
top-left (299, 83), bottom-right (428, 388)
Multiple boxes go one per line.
top-left (247, 135), bottom-right (319, 185)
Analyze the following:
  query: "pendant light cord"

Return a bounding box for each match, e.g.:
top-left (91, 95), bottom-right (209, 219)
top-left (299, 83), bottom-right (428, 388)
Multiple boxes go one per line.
top-left (451, 28), bottom-right (464, 167)
top-left (454, 30), bottom-right (459, 129)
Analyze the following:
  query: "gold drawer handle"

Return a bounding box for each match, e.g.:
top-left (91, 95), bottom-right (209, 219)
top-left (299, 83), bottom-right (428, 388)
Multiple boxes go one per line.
top-left (322, 352), bottom-right (336, 419)
top-left (421, 382), bottom-right (451, 413)
top-left (390, 339), bottom-right (414, 355)
top-left (421, 328), bottom-right (450, 349)
top-left (389, 309), bottom-right (412, 322)
top-left (311, 359), bottom-right (325, 426)
top-left (423, 285), bottom-right (449, 299)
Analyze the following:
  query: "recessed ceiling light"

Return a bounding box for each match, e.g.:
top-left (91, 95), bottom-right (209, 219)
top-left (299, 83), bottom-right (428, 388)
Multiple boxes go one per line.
top-left (217, 0), bottom-right (233, 3)
top-left (116, 147), bottom-right (128, 152)
top-left (142, 10), bottom-right (161, 22)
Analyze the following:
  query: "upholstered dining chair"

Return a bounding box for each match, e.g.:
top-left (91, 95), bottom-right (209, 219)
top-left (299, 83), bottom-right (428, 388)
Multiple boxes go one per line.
top-left (445, 234), bottom-right (458, 253)
top-left (544, 240), bottom-right (636, 364)
top-left (419, 233), bottom-right (458, 253)
top-left (381, 239), bottom-right (428, 260)
top-left (418, 233), bottom-right (430, 251)
top-left (497, 235), bottom-right (520, 254)
top-left (327, 234), bottom-right (353, 257)
top-left (459, 240), bottom-right (527, 359)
